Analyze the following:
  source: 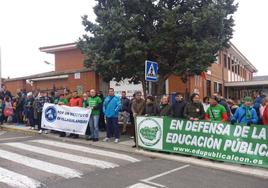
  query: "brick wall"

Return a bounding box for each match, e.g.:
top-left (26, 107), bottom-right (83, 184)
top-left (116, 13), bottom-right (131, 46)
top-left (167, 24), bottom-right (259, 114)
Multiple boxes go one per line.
top-left (4, 80), bottom-right (26, 96)
top-left (55, 49), bottom-right (84, 72)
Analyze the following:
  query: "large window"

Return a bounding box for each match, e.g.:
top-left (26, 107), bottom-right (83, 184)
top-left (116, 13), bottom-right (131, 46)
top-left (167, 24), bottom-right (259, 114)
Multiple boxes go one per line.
top-left (219, 83), bottom-right (222, 96)
top-left (206, 80), bottom-right (211, 97)
top-left (214, 82), bottom-right (222, 95)
top-left (228, 57), bottom-right (231, 70)
top-left (224, 54), bottom-right (227, 68)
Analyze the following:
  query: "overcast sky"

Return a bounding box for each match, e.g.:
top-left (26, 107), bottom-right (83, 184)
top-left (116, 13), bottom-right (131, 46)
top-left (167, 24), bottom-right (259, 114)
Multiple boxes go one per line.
top-left (0, 0), bottom-right (267, 78)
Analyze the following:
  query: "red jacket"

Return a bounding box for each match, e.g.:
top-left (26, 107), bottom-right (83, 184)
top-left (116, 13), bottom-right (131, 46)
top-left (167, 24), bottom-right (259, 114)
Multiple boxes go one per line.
top-left (262, 106), bottom-right (268, 125)
top-left (69, 97), bottom-right (82, 107)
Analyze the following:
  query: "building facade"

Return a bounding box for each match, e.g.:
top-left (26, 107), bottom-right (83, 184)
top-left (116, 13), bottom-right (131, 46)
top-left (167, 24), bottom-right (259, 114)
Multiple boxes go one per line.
top-left (167, 43), bottom-right (257, 99)
top-left (3, 42), bottom-right (257, 99)
top-left (4, 43), bottom-right (108, 95)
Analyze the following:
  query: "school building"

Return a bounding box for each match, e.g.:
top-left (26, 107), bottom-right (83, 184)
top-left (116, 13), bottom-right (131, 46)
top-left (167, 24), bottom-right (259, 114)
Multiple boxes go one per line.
top-left (3, 43), bottom-right (108, 95)
top-left (3, 42), bottom-right (261, 99)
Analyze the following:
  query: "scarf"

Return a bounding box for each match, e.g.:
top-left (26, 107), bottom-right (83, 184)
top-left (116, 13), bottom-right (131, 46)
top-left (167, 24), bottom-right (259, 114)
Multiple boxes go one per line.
top-left (242, 105), bottom-right (252, 119)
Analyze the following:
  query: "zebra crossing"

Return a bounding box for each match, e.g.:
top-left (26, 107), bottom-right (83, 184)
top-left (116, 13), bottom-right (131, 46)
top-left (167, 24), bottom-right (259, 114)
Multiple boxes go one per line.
top-left (0, 139), bottom-right (141, 188)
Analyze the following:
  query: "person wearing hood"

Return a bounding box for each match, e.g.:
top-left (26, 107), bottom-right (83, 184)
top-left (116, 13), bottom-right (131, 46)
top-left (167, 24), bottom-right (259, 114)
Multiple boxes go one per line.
top-left (172, 93), bottom-right (186, 118)
top-left (231, 97), bottom-right (258, 126)
top-left (145, 95), bottom-right (159, 116)
top-left (184, 93), bottom-right (205, 121)
top-left (205, 97), bottom-right (228, 122)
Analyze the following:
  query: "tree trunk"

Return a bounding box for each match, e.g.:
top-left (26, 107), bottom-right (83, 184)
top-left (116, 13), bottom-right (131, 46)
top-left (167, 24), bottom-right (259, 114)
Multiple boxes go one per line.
top-left (155, 76), bottom-right (166, 97)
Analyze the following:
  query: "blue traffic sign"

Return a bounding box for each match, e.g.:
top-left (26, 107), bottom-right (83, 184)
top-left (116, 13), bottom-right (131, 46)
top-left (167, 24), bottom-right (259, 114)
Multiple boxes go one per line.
top-left (145, 60), bottom-right (158, 81)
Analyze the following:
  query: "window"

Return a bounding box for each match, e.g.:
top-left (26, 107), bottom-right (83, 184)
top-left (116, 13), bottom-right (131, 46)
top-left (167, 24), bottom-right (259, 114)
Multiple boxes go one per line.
top-left (206, 80), bottom-right (211, 97)
top-left (224, 54), bottom-right (227, 68)
top-left (228, 57), bottom-right (231, 70)
top-left (214, 82), bottom-right (222, 95)
top-left (214, 82), bottom-right (218, 93)
top-left (219, 83), bottom-right (222, 96)
top-left (231, 60), bottom-right (234, 72)
top-left (235, 65), bottom-right (237, 74)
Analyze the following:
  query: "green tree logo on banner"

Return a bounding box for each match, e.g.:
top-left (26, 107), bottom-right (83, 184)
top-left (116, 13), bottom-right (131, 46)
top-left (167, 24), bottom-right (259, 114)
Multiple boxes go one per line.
top-left (138, 118), bottom-right (162, 146)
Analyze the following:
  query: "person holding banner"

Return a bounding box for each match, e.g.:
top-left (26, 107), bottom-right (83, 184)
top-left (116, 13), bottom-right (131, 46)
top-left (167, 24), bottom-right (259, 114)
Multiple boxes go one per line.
top-left (86, 89), bottom-right (102, 142)
top-left (204, 97), bottom-right (228, 122)
top-left (54, 93), bottom-right (68, 105)
top-left (68, 91), bottom-right (83, 139)
top-left (172, 92), bottom-right (186, 118)
top-left (35, 91), bottom-right (52, 134)
top-left (231, 97), bottom-right (258, 126)
top-left (183, 93), bottom-right (205, 121)
top-left (131, 91), bottom-right (145, 147)
top-left (103, 88), bottom-right (121, 143)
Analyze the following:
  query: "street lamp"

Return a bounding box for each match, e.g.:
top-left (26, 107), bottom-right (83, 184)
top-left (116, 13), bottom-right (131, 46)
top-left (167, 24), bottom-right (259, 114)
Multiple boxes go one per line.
top-left (44, 61), bottom-right (54, 66)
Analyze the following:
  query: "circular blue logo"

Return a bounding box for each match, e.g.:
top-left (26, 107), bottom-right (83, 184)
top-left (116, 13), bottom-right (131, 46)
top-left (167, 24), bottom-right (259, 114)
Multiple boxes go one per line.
top-left (45, 106), bottom-right (57, 122)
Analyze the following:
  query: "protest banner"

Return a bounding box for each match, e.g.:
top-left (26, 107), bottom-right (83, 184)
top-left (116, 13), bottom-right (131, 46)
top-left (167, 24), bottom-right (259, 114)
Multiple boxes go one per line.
top-left (41, 103), bottom-right (91, 135)
top-left (137, 116), bottom-right (268, 168)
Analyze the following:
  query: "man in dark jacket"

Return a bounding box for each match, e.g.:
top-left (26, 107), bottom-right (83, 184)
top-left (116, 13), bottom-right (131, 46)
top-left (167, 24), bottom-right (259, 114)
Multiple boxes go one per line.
top-left (172, 92), bottom-right (186, 118)
top-left (159, 95), bottom-right (172, 116)
top-left (119, 91), bottom-right (130, 135)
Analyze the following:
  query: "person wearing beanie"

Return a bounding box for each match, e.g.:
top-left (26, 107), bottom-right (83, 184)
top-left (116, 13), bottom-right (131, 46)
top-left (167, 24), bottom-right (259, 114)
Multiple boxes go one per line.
top-left (231, 97), bottom-right (258, 126)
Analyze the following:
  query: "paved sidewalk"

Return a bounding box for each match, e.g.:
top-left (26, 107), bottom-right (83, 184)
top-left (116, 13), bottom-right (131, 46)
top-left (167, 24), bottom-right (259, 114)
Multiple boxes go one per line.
top-left (2, 123), bottom-right (268, 180)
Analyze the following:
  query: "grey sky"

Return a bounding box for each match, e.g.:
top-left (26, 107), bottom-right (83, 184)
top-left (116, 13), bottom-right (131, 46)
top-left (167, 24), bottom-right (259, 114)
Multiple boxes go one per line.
top-left (0, 0), bottom-right (267, 78)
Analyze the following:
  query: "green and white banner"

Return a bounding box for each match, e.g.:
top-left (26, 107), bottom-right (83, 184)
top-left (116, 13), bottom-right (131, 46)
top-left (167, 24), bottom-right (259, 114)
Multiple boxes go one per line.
top-left (137, 116), bottom-right (268, 168)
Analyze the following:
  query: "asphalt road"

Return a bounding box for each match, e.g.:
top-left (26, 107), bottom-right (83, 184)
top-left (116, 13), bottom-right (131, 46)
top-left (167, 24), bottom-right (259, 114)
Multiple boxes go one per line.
top-left (0, 130), bottom-right (267, 188)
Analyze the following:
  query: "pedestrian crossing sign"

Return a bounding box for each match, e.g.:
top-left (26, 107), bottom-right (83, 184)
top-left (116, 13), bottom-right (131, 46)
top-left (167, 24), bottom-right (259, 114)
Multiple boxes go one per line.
top-left (145, 60), bottom-right (158, 81)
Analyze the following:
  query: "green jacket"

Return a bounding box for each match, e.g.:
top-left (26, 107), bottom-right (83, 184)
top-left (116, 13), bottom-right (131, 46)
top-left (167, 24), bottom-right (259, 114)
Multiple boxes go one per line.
top-left (86, 96), bottom-right (102, 116)
top-left (55, 98), bottom-right (68, 105)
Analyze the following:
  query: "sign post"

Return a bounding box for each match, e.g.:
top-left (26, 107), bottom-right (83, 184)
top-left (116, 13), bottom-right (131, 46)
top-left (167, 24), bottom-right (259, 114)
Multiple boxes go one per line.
top-left (145, 60), bottom-right (158, 96)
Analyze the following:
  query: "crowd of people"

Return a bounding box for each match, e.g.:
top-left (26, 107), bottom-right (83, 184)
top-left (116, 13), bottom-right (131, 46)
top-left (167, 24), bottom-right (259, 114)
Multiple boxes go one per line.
top-left (0, 84), bottom-right (267, 148)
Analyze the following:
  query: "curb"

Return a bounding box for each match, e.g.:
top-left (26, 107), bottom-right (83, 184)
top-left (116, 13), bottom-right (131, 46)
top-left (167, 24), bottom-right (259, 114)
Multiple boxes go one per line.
top-left (135, 150), bottom-right (268, 180)
top-left (2, 126), bottom-right (38, 136)
top-left (3, 125), bottom-right (268, 179)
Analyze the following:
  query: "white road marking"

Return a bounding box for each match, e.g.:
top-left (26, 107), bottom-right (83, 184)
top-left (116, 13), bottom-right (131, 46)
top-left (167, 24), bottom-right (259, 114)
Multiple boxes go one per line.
top-left (141, 165), bottom-right (190, 188)
top-left (0, 149), bottom-right (82, 178)
top-left (0, 136), bottom-right (32, 141)
top-left (5, 142), bottom-right (119, 169)
top-left (126, 183), bottom-right (157, 188)
top-left (0, 167), bottom-right (41, 188)
top-left (31, 139), bottom-right (140, 163)
top-left (0, 131), bottom-right (7, 136)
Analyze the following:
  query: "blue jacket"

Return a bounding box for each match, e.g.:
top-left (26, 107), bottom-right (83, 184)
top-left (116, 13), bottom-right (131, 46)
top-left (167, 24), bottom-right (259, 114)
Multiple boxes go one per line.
top-left (103, 95), bottom-right (121, 118)
top-left (231, 106), bottom-right (258, 124)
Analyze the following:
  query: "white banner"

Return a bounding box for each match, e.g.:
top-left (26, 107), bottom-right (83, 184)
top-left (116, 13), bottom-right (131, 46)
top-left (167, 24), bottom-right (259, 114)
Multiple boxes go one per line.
top-left (41, 103), bottom-right (91, 135)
